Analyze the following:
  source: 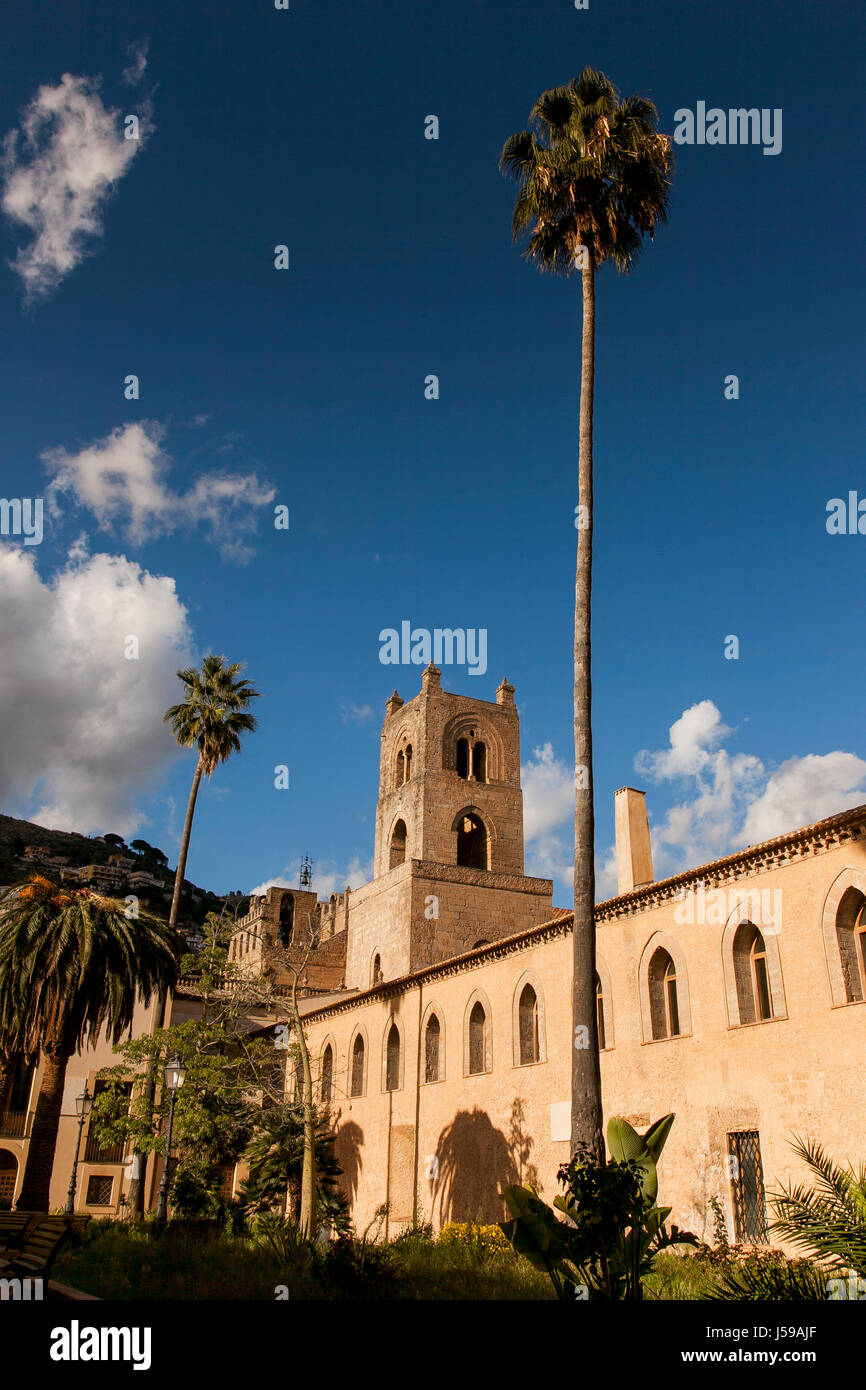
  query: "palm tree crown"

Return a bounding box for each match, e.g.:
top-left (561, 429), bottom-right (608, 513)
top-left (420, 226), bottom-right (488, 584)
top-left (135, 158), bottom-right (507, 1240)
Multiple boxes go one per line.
top-left (164, 654), bottom-right (260, 777)
top-left (500, 67), bottom-right (673, 274)
top-left (0, 877), bottom-right (182, 1055)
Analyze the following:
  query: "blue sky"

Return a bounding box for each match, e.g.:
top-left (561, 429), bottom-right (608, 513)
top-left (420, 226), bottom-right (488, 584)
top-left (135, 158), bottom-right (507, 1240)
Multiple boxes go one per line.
top-left (1, 0), bottom-right (864, 905)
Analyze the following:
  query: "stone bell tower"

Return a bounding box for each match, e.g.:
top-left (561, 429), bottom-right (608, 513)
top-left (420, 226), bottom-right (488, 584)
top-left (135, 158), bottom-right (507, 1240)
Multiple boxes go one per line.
top-left (340, 665), bottom-right (553, 987)
top-left (373, 663), bottom-right (526, 879)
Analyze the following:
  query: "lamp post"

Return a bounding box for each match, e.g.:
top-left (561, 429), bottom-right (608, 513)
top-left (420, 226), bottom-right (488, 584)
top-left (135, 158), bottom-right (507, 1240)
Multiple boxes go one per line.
top-left (154, 1055), bottom-right (185, 1224)
top-left (66, 1086), bottom-right (92, 1215)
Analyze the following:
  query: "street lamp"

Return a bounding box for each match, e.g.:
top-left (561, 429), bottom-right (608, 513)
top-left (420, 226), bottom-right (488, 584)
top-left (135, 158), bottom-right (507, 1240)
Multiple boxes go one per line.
top-left (66, 1086), bottom-right (92, 1215)
top-left (154, 1055), bottom-right (185, 1224)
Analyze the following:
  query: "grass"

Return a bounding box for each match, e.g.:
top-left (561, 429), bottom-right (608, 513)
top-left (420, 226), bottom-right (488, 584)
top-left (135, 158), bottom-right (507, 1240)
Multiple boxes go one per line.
top-left (52, 1221), bottom-right (827, 1301)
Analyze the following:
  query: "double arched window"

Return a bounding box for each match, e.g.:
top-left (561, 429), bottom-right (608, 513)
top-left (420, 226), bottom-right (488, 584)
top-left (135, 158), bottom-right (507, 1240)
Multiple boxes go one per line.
top-left (648, 947), bottom-right (681, 1039)
top-left (455, 734), bottom-right (487, 782)
top-left (640, 934), bottom-right (691, 1042)
top-left (733, 922), bottom-right (773, 1023)
top-left (836, 887), bottom-right (866, 1002)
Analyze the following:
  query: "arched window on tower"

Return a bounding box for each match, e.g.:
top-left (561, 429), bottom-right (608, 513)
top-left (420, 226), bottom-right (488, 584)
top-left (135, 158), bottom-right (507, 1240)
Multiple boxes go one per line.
top-left (472, 741), bottom-right (487, 782)
top-left (395, 750), bottom-right (405, 788)
top-left (468, 1000), bottom-right (489, 1074)
top-left (385, 1023), bottom-right (401, 1091)
top-left (371, 953), bottom-right (383, 985)
top-left (518, 983), bottom-right (540, 1064)
top-left (350, 1034), bottom-right (366, 1097)
top-left (404, 744), bottom-right (413, 780)
top-left (456, 813), bottom-right (487, 870)
top-left (456, 738), bottom-right (469, 779)
top-left (424, 1014), bottom-right (442, 1083)
top-left (389, 819), bottom-right (407, 869)
top-left (836, 888), bottom-right (866, 1002)
top-left (733, 922), bottom-right (773, 1023)
top-left (648, 947), bottom-right (681, 1040)
top-left (278, 892), bottom-right (294, 947)
top-left (321, 1044), bottom-right (333, 1105)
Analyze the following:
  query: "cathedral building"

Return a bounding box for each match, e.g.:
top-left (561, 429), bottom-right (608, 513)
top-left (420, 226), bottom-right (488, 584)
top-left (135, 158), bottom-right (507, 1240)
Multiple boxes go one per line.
top-left (3, 664), bottom-right (865, 1250)
top-left (245, 665), bottom-right (866, 1245)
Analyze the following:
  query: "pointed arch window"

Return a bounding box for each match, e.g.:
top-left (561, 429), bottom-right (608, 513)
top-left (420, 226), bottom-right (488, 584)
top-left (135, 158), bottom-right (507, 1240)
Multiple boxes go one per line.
top-left (404, 744), bottom-right (413, 780)
top-left (350, 1034), bottom-right (366, 1097)
top-left (395, 750), bottom-right (405, 787)
top-left (278, 892), bottom-right (294, 947)
top-left (389, 819), bottom-right (407, 869)
top-left (518, 984), bottom-right (540, 1064)
top-left (733, 921), bottom-right (774, 1024)
top-left (456, 812), bottom-right (487, 870)
top-left (321, 1044), bottom-right (333, 1105)
top-left (456, 738), bottom-right (469, 779)
top-left (371, 953), bottom-right (383, 985)
top-left (648, 947), bottom-right (681, 1040)
top-left (385, 1023), bottom-right (401, 1092)
top-left (836, 889), bottom-right (866, 1003)
top-left (472, 741), bottom-right (487, 782)
top-left (468, 1000), bottom-right (489, 1075)
top-left (424, 1014), bottom-right (442, 1083)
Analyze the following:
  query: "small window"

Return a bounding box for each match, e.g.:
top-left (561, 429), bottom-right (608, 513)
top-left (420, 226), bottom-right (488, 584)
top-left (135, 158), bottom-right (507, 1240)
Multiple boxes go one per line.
top-left (371, 953), bottom-right (383, 985)
top-left (733, 922), bottom-right (773, 1024)
top-left (385, 1023), bottom-right (401, 1092)
top-left (395, 750), bottom-right (405, 787)
top-left (404, 745), bottom-right (413, 780)
top-left (728, 1130), bottom-right (769, 1243)
top-left (518, 983), bottom-right (540, 1064)
top-left (278, 892), bottom-right (294, 947)
top-left (86, 1174), bottom-right (114, 1207)
top-left (648, 947), bottom-right (681, 1040)
top-left (837, 889), bottom-right (866, 1003)
top-left (389, 820), bottom-right (407, 869)
top-left (321, 1044), bottom-right (333, 1105)
top-left (456, 739), bottom-right (469, 779)
top-left (456, 813), bottom-right (487, 870)
top-left (468, 1001), bottom-right (488, 1075)
top-left (472, 741), bottom-right (486, 782)
top-left (350, 1034), bottom-right (365, 1097)
top-left (424, 1014), bottom-right (441, 1083)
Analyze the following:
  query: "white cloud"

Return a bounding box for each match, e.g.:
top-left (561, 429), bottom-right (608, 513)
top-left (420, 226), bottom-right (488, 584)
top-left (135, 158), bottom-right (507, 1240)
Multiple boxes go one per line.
top-left (637, 701), bottom-right (866, 877)
top-left (2, 73), bottom-right (146, 301)
top-left (341, 703), bottom-right (375, 725)
top-left (740, 752), bottom-right (866, 845)
top-left (43, 420), bottom-right (275, 562)
top-left (121, 39), bottom-right (150, 87)
top-left (249, 855), bottom-right (373, 899)
top-left (521, 742), bottom-right (574, 841)
top-left (0, 543), bottom-right (194, 835)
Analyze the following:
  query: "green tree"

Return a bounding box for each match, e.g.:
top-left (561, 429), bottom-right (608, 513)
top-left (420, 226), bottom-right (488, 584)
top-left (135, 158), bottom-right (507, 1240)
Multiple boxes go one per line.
top-left (0, 876), bottom-right (181, 1210)
top-left (240, 1104), bottom-right (349, 1233)
top-left (128, 656), bottom-right (260, 1217)
top-left (500, 70), bottom-right (673, 1157)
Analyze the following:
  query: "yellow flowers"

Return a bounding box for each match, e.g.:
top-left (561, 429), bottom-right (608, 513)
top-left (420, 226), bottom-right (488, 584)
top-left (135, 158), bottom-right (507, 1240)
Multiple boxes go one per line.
top-left (438, 1222), bottom-right (511, 1256)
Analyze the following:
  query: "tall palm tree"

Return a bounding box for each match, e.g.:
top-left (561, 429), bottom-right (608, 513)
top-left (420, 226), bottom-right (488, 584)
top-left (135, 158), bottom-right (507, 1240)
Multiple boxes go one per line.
top-left (128, 655), bottom-right (260, 1216)
top-left (500, 69), bottom-right (672, 1158)
top-left (162, 654), bottom-right (260, 982)
top-left (0, 876), bottom-right (181, 1211)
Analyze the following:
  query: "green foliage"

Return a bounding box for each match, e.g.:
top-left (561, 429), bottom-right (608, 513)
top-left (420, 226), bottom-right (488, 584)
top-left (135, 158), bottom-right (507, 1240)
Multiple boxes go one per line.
top-left (163, 654), bottom-right (260, 777)
top-left (239, 1103), bottom-right (350, 1233)
top-left (499, 67), bottom-right (673, 277)
top-left (769, 1135), bottom-right (866, 1276)
top-left (708, 1251), bottom-right (829, 1301)
top-left (503, 1114), bottom-right (696, 1300)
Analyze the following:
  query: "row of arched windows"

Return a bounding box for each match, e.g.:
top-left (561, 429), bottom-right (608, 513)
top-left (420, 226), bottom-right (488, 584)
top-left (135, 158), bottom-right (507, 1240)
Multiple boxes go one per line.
top-left (316, 980), bottom-right (545, 1103)
top-left (313, 884), bottom-right (866, 1103)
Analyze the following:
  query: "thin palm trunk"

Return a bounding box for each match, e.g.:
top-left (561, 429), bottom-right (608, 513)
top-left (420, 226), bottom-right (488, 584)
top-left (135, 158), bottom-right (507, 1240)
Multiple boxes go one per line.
top-left (16, 1050), bottom-right (69, 1211)
top-left (571, 253), bottom-right (604, 1160)
top-left (290, 970), bottom-right (318, 1238)
top-left (129, 757), bottom-right (204, 1217)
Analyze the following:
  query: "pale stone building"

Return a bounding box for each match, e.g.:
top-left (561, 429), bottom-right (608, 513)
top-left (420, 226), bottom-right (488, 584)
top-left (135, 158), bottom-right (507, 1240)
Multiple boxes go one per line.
top-left (3, 665), bottom-right (865, 1251)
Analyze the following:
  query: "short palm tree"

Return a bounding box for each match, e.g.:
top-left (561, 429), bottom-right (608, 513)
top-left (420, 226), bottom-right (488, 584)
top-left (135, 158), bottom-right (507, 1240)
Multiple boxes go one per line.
top-left (0, 877), bottom-right (181, 1210)
top-left (771, 1136), bottom-right (866, 1276)
top-left (500, 69), bottom-right (673, 1158)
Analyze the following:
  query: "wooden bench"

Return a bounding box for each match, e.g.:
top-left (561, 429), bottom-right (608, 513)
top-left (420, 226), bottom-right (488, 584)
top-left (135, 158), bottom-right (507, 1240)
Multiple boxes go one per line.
top-left (0, 1213), bottom-right (90, 1279)
top-left (0, 1211), bottom-right (34, 1255)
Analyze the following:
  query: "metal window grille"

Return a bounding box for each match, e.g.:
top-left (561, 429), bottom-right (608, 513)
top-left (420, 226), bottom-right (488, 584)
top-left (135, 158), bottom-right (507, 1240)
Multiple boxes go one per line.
top-left (727, 1130), bottom-right (769, 1243)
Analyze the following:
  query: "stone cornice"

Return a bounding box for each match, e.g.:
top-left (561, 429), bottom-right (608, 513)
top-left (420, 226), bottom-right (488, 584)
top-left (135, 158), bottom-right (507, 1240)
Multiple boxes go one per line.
top-left (596, 803), bottom-right (866, 922)
top-left (299, 804), bottom-right (866, 1023)
top-left (410, 859), bottom-right (552, 894)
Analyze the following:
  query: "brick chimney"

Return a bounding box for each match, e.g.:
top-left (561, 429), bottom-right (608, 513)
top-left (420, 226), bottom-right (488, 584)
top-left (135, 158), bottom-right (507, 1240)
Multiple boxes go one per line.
top-left (614, 787), bottom-right (654, 894)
